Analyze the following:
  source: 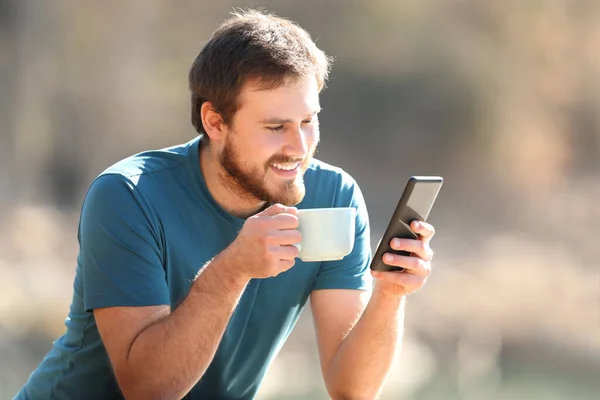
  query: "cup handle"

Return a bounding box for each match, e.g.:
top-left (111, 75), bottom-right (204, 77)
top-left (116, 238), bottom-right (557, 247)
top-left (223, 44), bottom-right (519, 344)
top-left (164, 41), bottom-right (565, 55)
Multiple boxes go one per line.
top-left (293, 242), bottom-right (302, 252)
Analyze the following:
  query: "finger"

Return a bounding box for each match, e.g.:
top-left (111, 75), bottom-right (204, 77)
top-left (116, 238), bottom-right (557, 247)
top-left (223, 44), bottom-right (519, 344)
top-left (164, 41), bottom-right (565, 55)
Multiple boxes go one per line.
top-left (277, 244), bottom-right (300, 260)
top-left (272, 229), bottom-right (302, 246)
top-left (372, 269), bottom-right (426, 287)
top-left (382, 253), bottom-right (431, 276)
top-left (268, 257), bottom-right (296, 277)
top-left (410, 220), bottom-right (435, 240)
top-left (390, 238), bottom-right (433, 261)
top-left (277, 258), bottom-right (296, 273)
top-left (258, 203), bottom-right (297, 217)
top-left (270, 213), bottom-right (300, 230)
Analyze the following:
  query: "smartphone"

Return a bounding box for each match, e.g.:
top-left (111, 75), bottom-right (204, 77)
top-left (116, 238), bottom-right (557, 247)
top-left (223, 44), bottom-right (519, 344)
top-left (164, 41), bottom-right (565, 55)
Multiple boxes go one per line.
top-left (370, 176), bottom-right (443, 272)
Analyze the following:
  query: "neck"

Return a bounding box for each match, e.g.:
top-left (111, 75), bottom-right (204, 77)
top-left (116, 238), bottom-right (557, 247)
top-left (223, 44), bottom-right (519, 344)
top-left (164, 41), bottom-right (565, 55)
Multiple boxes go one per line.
top-left (199, 141), bottom-right (266, 219)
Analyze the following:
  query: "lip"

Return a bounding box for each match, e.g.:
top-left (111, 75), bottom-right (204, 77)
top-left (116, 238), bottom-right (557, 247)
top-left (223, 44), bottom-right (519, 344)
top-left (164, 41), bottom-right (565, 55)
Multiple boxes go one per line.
top-left (270, 162), bottom-right (301, 178)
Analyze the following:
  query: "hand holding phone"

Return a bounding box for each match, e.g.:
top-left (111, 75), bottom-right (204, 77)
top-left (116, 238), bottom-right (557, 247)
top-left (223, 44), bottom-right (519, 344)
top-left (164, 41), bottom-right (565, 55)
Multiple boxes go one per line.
top-left (370, 176), bottom-right (443, 272)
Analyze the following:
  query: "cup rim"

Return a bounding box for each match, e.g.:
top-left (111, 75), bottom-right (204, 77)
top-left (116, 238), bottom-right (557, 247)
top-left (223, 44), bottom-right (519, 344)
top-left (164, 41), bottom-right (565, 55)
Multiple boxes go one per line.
top-left (296, 207), bottom-right (355, 213)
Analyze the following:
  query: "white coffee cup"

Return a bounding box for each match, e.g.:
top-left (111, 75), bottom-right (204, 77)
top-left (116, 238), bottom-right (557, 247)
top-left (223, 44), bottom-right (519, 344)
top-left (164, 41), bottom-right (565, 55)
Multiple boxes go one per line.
top-left (294, 207), bottom-right (356, 262)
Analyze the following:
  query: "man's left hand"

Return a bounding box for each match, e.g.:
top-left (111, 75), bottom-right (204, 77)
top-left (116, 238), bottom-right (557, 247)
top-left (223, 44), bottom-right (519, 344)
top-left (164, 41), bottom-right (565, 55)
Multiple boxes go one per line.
top-left (371, 220), bottom-right (435, 297)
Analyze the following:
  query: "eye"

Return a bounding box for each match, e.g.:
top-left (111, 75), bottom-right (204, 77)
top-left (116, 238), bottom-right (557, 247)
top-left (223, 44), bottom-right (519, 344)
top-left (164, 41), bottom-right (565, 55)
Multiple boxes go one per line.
top-left (267, 125), bottom-right (284, 132)
top-left (304, 115), bottom-right (320, 126)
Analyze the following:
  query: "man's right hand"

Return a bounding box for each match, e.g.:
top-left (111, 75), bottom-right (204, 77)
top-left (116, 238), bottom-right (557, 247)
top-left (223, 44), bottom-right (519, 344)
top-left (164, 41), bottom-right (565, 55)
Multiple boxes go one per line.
top-left (224, 203), bottom-right (302, 279)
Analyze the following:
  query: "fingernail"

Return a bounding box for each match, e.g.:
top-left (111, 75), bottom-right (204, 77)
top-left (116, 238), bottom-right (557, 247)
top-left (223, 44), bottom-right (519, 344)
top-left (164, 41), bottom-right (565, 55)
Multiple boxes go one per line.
top-left (413, 221), bottom-right (421, 229)
top-left (383, 254), bottom-right (394, 262)
top-left (392, 238), bottom-right (401, 248)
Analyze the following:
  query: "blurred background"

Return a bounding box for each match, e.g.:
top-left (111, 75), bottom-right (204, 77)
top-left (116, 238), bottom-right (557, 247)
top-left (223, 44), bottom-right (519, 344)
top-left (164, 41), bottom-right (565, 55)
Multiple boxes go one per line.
top-left (1, 0), bottom-right (599, 399)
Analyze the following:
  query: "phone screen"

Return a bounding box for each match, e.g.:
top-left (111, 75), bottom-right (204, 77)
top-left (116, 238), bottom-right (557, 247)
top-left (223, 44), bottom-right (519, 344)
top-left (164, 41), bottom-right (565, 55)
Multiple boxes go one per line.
top-left (406, 182), bottom-right (442, 220)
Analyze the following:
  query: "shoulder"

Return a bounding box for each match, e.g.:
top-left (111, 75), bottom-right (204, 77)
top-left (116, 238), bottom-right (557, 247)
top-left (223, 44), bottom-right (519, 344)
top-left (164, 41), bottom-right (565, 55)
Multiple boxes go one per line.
top-left (304, 158), bottom-right (360, 193)
top-left (100, 140), bottom-right (194, 182)
top-left (88, 138), bottom-right (196, 196)
top-left (81, 138), bottom-right (197, 219)
top-left (304, 158), bottom-right (364, 197)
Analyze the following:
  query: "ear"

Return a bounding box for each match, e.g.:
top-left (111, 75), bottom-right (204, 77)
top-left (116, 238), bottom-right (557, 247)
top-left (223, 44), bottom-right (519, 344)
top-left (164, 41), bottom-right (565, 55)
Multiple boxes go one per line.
top-left (200, 102), bottom-right (226, 142)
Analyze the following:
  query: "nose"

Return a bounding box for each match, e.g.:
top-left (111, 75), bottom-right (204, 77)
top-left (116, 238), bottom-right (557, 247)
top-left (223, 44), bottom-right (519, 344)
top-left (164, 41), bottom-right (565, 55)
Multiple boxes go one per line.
top-left (284, 126), bottom-right (309, 157)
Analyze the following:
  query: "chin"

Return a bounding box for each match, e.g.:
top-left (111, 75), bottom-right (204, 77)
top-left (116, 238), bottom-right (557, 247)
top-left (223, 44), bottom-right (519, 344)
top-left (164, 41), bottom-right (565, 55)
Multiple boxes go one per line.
top-left (271, 192), bottom-right (305, 207)
top-left (268, 184), bottom-right (306, 206)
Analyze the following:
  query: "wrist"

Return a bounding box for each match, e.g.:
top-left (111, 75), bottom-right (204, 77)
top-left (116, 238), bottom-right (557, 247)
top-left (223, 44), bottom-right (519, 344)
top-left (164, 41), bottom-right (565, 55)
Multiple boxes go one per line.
top-left (196, 250), bottom-right (250, 293)
top-left (372, 284), bottom-right (407, 308)
top-left (216, 251), bottom-right (250, 289)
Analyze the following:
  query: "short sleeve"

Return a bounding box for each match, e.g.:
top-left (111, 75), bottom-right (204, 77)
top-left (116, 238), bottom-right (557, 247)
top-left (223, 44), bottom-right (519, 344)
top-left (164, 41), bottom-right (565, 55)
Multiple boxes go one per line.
top-left (311, 175), bottom-right (373, 292)
top-left (79, 174), bottom-right (170, 312)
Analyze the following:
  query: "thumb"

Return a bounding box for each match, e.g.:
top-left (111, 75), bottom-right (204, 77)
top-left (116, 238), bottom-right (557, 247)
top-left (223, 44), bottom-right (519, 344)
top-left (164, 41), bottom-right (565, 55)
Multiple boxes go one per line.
top-left (258, 203), bottom-right (297, 217)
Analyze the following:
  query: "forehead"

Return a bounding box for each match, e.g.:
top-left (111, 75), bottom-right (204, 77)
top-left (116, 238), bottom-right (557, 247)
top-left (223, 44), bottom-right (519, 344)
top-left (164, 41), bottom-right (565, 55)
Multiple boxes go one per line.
top-left (236, 76), bottom-right (320, 117)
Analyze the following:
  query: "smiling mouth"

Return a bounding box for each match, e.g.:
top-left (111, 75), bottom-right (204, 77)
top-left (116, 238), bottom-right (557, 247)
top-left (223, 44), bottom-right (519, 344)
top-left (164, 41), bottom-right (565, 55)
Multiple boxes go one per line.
top-left (271, 162), bottom-right (301, 171)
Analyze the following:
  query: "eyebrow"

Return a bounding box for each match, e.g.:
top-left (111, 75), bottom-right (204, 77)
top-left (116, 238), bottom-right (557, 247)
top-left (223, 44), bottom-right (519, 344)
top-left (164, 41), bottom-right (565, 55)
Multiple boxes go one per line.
top-left (259, 108), bottom-right (322, 125)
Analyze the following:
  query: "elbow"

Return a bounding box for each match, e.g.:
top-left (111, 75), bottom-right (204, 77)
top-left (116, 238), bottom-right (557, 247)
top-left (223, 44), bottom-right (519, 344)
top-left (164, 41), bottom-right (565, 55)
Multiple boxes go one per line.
top-left (329, 392), bottom-right (379, 400)
top-left (115, 377), bottom-right (152, 400)
top-left (119, 385), bottom-right (178, 400)
top-left (325, 372), bottom-right (381, 400)
top-left (115, 370), bottom-right (180, 400)
top-left (327, 384), bottom-right (380, 400)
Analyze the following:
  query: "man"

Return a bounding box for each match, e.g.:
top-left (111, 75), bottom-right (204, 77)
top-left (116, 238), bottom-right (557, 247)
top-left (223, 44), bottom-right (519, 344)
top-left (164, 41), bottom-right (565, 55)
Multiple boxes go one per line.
top-left (15, 9), bottom-right (435, 400)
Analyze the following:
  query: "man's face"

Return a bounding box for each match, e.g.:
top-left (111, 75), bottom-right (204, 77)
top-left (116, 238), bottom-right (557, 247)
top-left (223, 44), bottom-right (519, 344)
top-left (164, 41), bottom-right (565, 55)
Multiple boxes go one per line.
top-left (218, 76), bottom-right (321, 206)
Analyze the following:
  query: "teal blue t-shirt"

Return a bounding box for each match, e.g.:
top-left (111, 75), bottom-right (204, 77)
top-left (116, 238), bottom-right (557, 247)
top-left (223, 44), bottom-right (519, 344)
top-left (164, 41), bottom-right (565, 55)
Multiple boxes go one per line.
top-left (15, 136), bottom-right (373, 400)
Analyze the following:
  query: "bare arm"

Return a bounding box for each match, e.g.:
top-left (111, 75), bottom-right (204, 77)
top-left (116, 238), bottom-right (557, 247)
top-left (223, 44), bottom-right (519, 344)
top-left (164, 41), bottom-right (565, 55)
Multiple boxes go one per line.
top-left (311, 288), bottom-right (405, 400)
top-left (94, 203), bottom-right (301, 400)
top-left (95, 250), bottom-right (249, 400)
top-left (312, 222), bottom-right (436, 399)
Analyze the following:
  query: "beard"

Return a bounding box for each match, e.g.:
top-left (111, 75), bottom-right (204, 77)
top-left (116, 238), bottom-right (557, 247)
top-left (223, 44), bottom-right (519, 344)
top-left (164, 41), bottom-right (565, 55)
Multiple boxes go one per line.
top-left (219, 134), bottom-right (314, 207)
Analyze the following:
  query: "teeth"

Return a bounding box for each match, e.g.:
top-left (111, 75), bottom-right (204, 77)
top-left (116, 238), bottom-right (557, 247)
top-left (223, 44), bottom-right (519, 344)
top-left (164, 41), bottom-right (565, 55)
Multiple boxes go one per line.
top-left (272, 162), bottom-right (300, 171)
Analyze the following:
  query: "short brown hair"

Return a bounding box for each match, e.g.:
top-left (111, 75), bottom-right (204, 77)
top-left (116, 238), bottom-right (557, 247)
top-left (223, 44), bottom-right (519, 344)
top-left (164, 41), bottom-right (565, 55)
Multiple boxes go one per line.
top-left (189, 9), bottom-right (332, 137)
